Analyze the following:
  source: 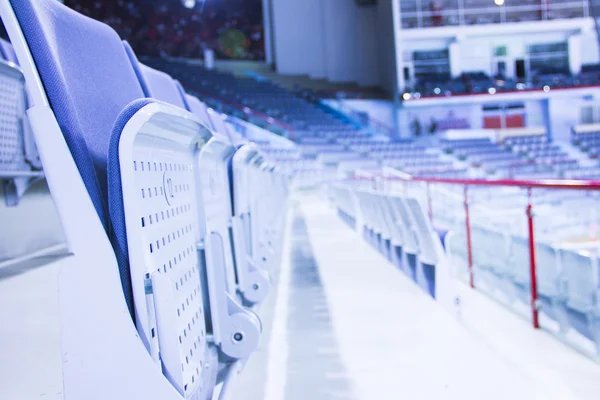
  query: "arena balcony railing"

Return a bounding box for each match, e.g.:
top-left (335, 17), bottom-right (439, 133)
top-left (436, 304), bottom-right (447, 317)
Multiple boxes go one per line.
top-left (344, 169), bottom-right (600, 358)
top-left (400, 0), bottom-right (589, 29)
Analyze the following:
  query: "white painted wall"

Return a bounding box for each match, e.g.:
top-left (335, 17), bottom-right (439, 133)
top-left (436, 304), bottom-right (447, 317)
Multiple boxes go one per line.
top-left (524, 100), bottom-right (546, 128)
top-left (568, 34), bottom-right (582, 74)
top-left (401, 30), bottom-right (600, 78)
top-left (271, 0), bottom-right (325, 78)
top-left (334, 90), bottom-right (600, 141)
top-left (376, 0), bottom-right (399, 94)
top-left (581, 31), bottom-right (600, 65)
top-left (0, 181), bottom-right (66, 264)
top-left (272, 0), bottom-right (381, 86)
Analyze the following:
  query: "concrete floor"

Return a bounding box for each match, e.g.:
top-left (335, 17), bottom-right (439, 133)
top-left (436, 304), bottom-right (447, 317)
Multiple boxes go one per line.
top-left (3, 190), bottom-right (600, 400)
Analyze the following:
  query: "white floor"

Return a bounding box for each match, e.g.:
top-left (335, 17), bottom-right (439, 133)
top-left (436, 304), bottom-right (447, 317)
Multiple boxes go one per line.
top-left (278, 191), bottom-right (600, 400)
top-left (0, 253), bottom-right (66, 400)
top-left (4, 190), bottom-right (600, 400)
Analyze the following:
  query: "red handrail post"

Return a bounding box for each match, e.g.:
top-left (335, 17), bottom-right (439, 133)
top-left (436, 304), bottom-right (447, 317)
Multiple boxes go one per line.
top-left (426, 182), bottom-right (433, 222)
top-left (464, 185), bottom-right (475, 289)
top-left (526, 188), bottom-right (540, 329)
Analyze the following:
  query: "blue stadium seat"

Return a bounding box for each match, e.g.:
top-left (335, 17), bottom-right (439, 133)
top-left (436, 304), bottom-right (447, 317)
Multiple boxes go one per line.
top-left (123, 45), bottom-right (273, 307)
top-left (123, 41), bottom-right (187, 109)
top-left (2, 0), bottom-right (266, 398)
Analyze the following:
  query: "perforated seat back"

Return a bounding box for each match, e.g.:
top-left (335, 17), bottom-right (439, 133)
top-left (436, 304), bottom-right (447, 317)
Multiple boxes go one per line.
top-left (404, 197), bottom-right (439, 265)
top-left (0, 62), bottom-right (27, 171)
top-left (377, 195), bottom-right (403, 245)
top-left (370, 193), bottom-right (388, 237)
top-left (110, 103), bottom-right (215, 398)
top-left (354, 190), bottom-right (372, 229)
top-left (231, 145), bottom-right (259, 265)
top-left (11, 0), bottom-right (146, 229)
top-left (388, 195), bottom-right (418, 253)
top-left (382, 196), bottom-right (405, 247)
top-left (196, 135), bottom-right (237, 294)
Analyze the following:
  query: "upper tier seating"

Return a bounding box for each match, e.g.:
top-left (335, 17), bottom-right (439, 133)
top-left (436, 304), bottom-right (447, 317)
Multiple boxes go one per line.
top-left (405, 66), bottom-right (600, 98)
top-left (572, 127), bottom-right (600, 159)
top-left (143, 58), bottom-right (364, 140)
top-left (442, 135), bottom-right (579, 177)
top-left (1, 1), bottom-right (289, 399)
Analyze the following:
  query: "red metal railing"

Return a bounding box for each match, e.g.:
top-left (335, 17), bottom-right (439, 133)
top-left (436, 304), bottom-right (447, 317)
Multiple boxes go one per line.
top-left (361, 173), bottom-right (600, 329)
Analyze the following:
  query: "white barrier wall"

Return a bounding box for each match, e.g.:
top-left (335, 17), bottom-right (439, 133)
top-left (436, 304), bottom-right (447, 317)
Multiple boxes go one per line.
top-left (271, 0), bottom-right (381, 87)
top-left (0, 180), bottom-right (66, 266)
top-left (331, 88), bottom-right (600, 141)
top-left (401, 24), bottom-right (600, 79)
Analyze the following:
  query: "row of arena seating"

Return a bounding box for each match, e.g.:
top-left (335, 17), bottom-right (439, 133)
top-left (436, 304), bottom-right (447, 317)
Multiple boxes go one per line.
top-left (328, 183), bottom-right (445, 299)
top-left (447, 219), bottom-right (600, 349)
top-left (405, 67), bottom-right (600, 98)
top-left (442, 135), bottom-right (581, 177)
top-left (329, 181), bottom-right (600, 354)
top-left (0, 36), bottom-right (42, 206)
top-left (0, 1), bottom-right (290, 398)
top-left (572, 127), bottom-right (600, 159)
top-left (297, 136), bottom-right (468, 178)
top-left (141, 58), bottom-right (364, 141)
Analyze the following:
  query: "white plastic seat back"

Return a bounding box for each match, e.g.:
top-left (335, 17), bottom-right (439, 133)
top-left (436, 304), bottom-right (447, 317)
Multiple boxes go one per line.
top-left (193, 134), bottom-right (262, 358)
top-left (249, 155), bottom-right (272, 271)
top-left (379, 195), bottom-right (405, 247)
top-left (404, 196), bottom-right (440, 266)
top-left (367, 192), bottom-right (386, 237)
top-left (381, 196), bottom-right (406, 247)
top-left (341, 186), bottom-right (357, 219)
top-left (362, 192), bottom-right (379, 235)
top-left (370, 192), bottom-right (392, 240)
top-left (232, 146), bottom-right (272, 304)
top-left (195, 135), bottom-right (237, 295)
top-left (355, 189), bottom-right (375, 231)
top-left (332, 184), bottom-right (356, 221)
top-left (0, 61), bottom-right (28, 171)
top-left (118, 107), bottom-right (217, 397)
top-left (388, 195), bottom-right (418, 254)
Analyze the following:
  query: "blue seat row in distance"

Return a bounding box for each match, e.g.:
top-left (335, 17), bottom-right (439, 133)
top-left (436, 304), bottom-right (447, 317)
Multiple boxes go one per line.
top-left (0, 0), bottom-right (289, 399)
